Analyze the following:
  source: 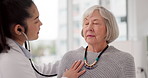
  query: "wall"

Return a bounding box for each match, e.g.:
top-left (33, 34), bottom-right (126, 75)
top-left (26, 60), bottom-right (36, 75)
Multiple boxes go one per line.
top-left (135, 0), bottom-right (148, 77)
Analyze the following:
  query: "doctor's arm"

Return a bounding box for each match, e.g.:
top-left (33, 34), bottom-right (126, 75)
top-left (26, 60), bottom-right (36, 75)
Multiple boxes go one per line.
top-left (34, 60), bottom-right (85, 78)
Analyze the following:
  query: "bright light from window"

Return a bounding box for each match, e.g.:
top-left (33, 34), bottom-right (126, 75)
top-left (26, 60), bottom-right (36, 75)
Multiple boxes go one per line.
top-left (34, 0), bottom-right (58, 40)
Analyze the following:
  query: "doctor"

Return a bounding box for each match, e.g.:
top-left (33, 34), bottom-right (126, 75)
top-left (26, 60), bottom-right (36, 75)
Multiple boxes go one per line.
top-left (0, 0), bottom-right (85, 78)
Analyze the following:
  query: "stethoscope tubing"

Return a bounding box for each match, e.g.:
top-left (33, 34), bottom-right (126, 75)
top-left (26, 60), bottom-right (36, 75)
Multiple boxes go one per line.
top-left (29, 59), bottom-right (57, 77)
top-left (11, 41), bottom-right (57, 77)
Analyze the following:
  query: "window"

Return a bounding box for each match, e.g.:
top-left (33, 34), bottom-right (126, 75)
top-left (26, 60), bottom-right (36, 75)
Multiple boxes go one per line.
top-left (32, 0), bottom-right (127, 64)
top-left (32, 0), bottom-right (65, 64)
top-left (100, 0), bottom-right (127, 41)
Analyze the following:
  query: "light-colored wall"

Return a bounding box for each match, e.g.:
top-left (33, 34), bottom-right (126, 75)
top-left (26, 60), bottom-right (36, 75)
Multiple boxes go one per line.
top-left (135, 0), bottom-right (148, 77)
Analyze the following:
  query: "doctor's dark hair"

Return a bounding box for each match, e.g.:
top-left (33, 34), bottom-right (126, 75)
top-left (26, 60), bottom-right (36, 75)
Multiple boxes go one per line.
top-left (0, 0), bottom-right (34, 53)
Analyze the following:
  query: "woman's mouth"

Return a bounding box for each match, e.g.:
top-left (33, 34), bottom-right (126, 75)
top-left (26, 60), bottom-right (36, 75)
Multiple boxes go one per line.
top-left (87, 35), bottom-right (95, 37)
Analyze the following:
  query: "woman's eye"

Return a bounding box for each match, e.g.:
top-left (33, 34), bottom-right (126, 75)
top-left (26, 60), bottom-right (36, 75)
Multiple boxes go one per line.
top-left (94, 23), bottom-right (98, 25)
top-left (84, 20), bottom-right (89, 25)
top-left (93, 22), bottom-right (100, 25)
top-left (35, 20), bottom-right (39, 24)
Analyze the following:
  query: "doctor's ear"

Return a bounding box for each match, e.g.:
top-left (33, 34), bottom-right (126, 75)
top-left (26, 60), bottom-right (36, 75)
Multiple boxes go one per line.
top-left (14, 24), bottom-right (25, 35)
top-left (17, 28), bottom-right (22, 32)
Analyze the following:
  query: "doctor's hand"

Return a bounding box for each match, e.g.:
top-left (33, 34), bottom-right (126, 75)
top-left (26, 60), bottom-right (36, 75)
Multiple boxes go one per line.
top-left (62, 60), bottom-right (86, 78)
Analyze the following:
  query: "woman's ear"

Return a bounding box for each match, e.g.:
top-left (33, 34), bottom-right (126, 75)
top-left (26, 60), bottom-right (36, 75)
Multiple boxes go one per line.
top-left (13, 24), bottom-right (25, 35)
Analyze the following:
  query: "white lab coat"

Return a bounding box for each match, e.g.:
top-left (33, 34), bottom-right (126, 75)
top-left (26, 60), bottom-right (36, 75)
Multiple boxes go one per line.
top-left (0, 38), bottom-right (59, 78)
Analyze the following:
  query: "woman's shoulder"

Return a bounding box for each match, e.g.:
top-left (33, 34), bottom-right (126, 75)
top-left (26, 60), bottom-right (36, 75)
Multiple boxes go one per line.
top-left (66, 46), bottom-right (85, 54)
top-left (103, 46), bottom-right (135, 67)
top-left (107, 46), bottom-right (134, 60)
top-left (62, 46), bottom-right (85, 58)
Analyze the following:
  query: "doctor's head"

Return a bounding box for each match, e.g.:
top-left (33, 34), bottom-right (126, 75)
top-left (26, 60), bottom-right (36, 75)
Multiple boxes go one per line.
top-left (81, 5), bottom-right (119, 46)
top-left (0, 0), bottom-right (42, 51)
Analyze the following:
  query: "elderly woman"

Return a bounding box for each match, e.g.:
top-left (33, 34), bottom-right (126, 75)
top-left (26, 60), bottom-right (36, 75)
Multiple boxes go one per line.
top-left (57, 5), bottom-right (135, 78)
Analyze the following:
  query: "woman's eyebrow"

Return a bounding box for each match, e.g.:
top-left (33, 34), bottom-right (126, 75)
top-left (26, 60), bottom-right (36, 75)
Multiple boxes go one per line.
top-left (93, 18), bottom-right (103, 22)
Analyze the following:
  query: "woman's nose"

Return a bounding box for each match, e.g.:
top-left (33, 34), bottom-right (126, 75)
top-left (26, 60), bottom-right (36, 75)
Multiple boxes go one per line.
top-left (87, 22), bottom-right (93, 31)
top-left (39, 20), bottom-right (43, 26)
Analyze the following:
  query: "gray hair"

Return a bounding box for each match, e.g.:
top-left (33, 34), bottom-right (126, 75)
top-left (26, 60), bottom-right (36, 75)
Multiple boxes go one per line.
top-left (81, 5), bottom-right (119, 43)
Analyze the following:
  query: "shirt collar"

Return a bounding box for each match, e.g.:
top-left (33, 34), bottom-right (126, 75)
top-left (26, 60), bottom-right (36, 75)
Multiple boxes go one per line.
top-left (14, 41), bottom-right (32, 59)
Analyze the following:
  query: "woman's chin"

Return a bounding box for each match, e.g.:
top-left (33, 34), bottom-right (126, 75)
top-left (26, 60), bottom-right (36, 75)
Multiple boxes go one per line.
top-left (34, 36), bottom-right (39, 40)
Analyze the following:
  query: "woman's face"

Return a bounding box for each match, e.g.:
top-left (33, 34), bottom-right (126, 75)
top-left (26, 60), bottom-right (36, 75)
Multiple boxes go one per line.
top-left (25, 4), bottom-right (42, 40)
top-left (83, 10), bottom-right (107, 45)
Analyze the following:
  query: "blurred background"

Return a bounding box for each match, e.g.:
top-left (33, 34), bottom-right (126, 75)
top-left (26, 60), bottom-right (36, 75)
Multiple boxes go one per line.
top-left (32, 0), bottom-right (148, 78)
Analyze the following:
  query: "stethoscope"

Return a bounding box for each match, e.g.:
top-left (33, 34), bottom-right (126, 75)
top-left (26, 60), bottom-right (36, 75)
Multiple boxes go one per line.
top-left (21, 32), bottom-right (57, 77)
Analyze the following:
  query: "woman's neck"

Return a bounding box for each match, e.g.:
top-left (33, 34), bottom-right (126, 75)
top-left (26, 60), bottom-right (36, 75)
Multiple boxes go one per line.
top-left (87, 42), bottom-right (108, 53)
top-left (13, 37), bottom-right (25, 46)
